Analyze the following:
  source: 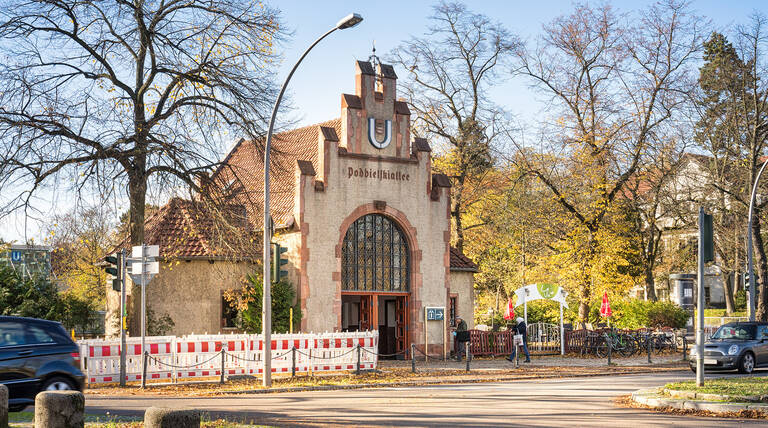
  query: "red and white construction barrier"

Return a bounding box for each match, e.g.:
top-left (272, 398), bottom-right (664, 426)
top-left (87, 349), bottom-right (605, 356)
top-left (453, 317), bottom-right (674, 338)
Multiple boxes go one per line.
top-left (79, 331), bottom-right (378, 384)
top-left (80, 336), bottom-right (174, 384)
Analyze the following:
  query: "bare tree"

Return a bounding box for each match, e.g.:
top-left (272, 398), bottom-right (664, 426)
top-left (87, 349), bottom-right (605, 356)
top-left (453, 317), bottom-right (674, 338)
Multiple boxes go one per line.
top-left (0, 0), bottom-right (284, 246)
top-left (512, 1), bottom-right (704, 321)
top-left (389, 1), bottom-right (518, 252)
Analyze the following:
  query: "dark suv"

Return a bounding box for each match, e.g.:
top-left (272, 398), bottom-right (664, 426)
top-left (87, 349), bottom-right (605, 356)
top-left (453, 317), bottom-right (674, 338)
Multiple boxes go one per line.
top-left (0, 316), bottom-right (85, 412)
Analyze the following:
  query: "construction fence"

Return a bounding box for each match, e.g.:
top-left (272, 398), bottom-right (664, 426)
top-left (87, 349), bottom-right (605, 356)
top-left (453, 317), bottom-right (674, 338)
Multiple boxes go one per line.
top-left (78, 331), bottom-right (378, 385)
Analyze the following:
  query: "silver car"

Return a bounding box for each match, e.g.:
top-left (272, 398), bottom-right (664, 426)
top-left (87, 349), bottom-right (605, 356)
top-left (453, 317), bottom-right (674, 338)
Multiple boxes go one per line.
top-left (689, 322), bottom-right (768, 374)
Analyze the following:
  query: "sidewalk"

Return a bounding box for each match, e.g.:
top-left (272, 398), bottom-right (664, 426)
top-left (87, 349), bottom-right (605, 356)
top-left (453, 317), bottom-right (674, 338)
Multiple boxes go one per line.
top-left (381, 353), bottom-right (685, 371)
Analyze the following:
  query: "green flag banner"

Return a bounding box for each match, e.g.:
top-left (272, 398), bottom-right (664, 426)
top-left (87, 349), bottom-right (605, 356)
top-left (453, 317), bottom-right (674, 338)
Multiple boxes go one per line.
top-left (514, 284), bottom-right (568, 308)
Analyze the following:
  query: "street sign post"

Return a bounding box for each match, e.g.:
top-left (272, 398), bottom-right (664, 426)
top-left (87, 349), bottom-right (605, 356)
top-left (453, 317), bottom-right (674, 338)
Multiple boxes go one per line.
top-left (129, 244), bottom-right (159, 388)
top-left (424, 307), bottom-right (446, 361)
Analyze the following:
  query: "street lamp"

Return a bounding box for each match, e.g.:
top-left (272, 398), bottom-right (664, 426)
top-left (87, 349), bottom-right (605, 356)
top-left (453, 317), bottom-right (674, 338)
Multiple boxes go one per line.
top-left (746, 159), bottom-right (768, 322)
top-left (261, 12), bottom-right (363, 387)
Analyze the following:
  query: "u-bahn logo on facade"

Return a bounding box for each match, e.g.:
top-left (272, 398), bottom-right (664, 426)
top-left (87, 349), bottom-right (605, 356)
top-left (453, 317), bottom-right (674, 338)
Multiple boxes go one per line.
top-left (368, 117), bottom-right (392, 149)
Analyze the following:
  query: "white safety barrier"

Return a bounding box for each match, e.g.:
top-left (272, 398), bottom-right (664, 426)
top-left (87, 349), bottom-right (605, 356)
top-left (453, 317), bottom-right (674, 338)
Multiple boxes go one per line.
top-left (79, 331), bottom-right (378, 384)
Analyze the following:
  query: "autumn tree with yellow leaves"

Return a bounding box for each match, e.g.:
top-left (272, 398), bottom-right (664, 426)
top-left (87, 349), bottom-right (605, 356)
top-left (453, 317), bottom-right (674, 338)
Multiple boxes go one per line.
top-left (0, 0), bottom-right (285, 246)
top-left (510, 1), bottom-right (705, 322)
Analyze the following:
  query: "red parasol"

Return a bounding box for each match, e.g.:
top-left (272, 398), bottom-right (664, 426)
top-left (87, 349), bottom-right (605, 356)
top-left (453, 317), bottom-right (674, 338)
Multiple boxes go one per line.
top-left (600, 292), bottom-right (612, 318)
top-left (503, 299), bottom-right (515, 320)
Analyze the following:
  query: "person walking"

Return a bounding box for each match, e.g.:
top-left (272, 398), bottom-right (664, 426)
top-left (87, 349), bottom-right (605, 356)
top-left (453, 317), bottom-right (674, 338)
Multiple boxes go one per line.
top-left (454, 315), bottom-right (470, 361)
top-left (507, 317), bottom-right (530, 363)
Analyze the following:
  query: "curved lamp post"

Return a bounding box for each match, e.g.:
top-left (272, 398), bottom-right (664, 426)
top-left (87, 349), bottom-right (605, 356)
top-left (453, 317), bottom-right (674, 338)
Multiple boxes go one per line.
top-left (261, 13), bottom-right (363, 387)
top-left (747, 159), bottom-right (768, 322)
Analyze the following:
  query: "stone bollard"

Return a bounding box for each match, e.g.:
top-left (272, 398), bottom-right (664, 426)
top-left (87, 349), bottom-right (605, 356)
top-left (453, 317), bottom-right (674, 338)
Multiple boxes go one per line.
top-left (35, 391), bottom-right (85, 428)
top-left (144, 407), bottom-right (200, 428)
top-left (1, 384), bottom-right (8, 428)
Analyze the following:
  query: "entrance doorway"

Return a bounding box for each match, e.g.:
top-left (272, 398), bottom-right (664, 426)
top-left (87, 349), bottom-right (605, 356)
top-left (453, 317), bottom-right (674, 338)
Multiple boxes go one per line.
top-left (341, 294), bottom-right (408, 358)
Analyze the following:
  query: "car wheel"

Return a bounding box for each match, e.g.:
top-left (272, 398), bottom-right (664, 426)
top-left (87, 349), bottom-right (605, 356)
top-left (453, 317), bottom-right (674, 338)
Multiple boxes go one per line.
top-left (738, 352), bottom-right (755, 374)
top-left (41, 376), bottom-right (77, 392)
top-left (8, 404), bottom-right (27, 412)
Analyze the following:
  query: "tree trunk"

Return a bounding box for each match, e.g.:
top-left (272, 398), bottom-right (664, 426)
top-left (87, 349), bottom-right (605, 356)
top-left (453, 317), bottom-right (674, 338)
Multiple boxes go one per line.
top-left (722, 270), bottom-right (735, 315)
top-left (644, 266), bottom-right (657, 302)
top-left (128, 170), bottom-right (147, 246)
top-left (644, 226), bottom-right (658, 301)
top-left (752, 214), bottom-right (768, 321)
top-left (578, 233), bottom-right (597, 324)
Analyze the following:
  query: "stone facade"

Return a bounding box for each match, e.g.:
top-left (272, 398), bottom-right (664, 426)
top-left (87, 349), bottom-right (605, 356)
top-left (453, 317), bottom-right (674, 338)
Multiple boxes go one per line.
top-left (106, 60), bottom-right (477, 355)
top-left (106, 260), bottom-right (255, 338)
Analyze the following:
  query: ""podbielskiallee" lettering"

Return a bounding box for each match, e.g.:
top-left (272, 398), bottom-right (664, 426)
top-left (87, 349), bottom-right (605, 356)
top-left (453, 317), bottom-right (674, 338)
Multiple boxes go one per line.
top-left (347, 167), bottom-right (410, 182)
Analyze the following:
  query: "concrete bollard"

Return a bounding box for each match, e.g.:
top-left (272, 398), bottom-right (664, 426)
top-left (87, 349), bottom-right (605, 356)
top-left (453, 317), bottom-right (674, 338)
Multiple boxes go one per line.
top-left (35, 391), bottom-right (85, 428)
top-left (144, 407), bottom-right (200, 428)
top-left (1, 384), bottom-right (8, 428)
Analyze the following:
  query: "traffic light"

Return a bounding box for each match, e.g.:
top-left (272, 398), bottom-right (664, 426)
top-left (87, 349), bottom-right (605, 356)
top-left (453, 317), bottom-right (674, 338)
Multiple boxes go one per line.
top-left (104, 253), bottom-right (121, 291)
top-left (700, 211), bottom-right (714, 263)
top-left (271, 243), bottom-right (288, 283)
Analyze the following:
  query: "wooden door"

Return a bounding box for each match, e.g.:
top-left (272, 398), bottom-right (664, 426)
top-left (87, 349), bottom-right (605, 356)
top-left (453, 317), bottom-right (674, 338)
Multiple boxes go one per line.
top-left (395, 296), bottom-right (408, 355)
top-left (359, 295), bottom-right (372, 331)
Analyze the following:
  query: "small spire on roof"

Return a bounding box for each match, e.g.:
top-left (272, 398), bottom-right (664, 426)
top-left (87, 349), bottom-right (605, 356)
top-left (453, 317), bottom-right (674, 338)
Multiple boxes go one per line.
top-left (368, 40), bottom-right (380, 70)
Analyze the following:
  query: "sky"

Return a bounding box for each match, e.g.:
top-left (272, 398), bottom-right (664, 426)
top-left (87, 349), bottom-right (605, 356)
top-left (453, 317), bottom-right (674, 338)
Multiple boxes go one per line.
top-left (1, 0), bottom-right (765, 243)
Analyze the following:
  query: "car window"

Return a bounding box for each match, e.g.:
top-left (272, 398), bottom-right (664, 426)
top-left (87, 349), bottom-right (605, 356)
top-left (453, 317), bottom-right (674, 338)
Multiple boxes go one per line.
top-left (712, 324), bottom-right (756, 340)
top-left (758, 325), bottom-right (768, 340)
top-left (0, 322), bottom-right (27, 347)
top-left (27, 325), bottom-right (55, 344)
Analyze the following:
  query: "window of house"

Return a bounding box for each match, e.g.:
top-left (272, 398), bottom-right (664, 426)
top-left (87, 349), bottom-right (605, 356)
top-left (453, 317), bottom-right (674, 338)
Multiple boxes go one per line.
top-left (704, 286), bottom-right (711, 306)
top-left (449, 296), bottom-right (457, 327)
top-left (341, 214), bottom-right (410, 292)
top-left (221, 295), bottom-right (238, 329)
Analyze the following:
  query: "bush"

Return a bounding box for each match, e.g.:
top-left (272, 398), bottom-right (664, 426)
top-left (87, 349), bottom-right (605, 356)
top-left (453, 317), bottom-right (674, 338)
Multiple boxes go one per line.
top-left (0, 264), bottom-right (98, 331)
top-left (611, 299), bottom-right (689, 329)
top-left (233, 272), bottom-right (302, 334)
top-left (735, 289), bottom-right (747, 310)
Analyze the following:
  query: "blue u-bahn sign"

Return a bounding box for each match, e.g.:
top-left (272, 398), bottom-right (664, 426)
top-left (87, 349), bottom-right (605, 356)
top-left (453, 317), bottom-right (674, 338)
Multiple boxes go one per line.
top-left (10, 250), bottom-right (22, 262)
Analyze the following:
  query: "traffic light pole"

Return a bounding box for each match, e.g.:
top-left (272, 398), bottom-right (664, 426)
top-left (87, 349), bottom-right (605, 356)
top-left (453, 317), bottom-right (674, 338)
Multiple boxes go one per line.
top-left (696, 208), bottom-right (705, 387)
top-left (119, 248), bottom-right (127, 387)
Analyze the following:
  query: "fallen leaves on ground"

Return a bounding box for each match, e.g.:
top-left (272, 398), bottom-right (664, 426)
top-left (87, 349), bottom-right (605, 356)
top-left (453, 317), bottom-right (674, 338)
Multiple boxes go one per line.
top-left (85, 362), bottom-right (685, 397)
top-left (613, 394), bottom-right (767, 419)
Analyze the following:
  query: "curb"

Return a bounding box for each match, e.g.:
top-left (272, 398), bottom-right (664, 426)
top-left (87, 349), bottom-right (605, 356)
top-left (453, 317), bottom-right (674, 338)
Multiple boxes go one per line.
top-left (631, 387), bottom-right (768, 415)
top-left (663, 388), bottom-right (768, 403)
top-left (211, 367), bottom-right (686, 396)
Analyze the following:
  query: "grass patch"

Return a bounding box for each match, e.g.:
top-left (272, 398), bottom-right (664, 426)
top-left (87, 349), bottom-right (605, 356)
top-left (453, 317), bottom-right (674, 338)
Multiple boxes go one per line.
top-left (8, 411), bottom-right (267, 427)
top-left (665, 376), bottom-right (768, 397)
top-left (703, 309), bottom-right (747, 318)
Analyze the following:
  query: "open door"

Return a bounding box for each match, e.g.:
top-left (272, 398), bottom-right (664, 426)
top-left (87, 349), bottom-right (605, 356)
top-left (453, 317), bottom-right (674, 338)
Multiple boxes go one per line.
top-left (359, 295), bottom-right (372, 331)
top-left (395, 296), bottom-right (408, 355)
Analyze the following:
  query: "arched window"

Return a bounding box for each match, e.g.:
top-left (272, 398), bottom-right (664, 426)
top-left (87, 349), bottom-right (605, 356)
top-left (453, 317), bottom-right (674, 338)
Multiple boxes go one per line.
top-left (341, 214), bottom-right (409, 292)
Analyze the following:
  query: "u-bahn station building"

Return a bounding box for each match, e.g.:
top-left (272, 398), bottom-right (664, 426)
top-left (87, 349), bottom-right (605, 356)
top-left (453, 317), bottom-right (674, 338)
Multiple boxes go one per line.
top-left (106, 60), bottom-right (477, 356)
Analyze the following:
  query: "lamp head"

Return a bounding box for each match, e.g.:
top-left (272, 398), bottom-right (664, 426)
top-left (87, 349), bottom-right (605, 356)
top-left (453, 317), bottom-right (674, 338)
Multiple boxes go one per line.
top-left (337, 13), bottom-right (363, 29)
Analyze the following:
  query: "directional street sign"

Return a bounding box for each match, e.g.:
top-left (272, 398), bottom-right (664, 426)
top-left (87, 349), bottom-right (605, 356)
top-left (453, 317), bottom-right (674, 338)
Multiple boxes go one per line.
top-left (426, 307), bottom-right (445, 321)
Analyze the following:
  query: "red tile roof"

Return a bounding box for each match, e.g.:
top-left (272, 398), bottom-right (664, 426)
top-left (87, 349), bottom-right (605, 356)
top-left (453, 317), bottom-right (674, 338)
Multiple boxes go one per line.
top-left (117, 198), bottom-right (260, 261)
top-left (212, 118), bottom-right (341, 229)
top-left (450, 247), bottom-right (478, 272)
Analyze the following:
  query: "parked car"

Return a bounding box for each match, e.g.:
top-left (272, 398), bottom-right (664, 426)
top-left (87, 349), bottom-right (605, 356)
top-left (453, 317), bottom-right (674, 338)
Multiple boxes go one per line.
top-left (689, 321), bottom-right (768, 374)
top-left (0, 316), bottom-right (85, 412)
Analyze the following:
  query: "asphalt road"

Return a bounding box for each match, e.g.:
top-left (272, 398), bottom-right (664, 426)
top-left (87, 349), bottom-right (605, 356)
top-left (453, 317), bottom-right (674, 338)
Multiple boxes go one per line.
top-left (85, 370), bottom-right (768, 427)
